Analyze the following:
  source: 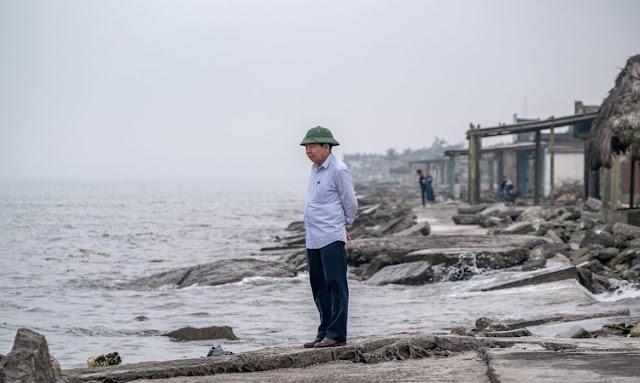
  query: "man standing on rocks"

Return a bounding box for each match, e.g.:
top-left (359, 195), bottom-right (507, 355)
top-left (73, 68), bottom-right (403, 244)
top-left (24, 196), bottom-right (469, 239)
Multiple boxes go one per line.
top-left (300, 126), bottom-right (358, 348)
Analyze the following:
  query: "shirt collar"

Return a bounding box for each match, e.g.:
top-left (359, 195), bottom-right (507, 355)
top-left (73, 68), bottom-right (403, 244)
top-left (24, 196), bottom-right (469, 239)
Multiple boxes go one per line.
top-left (313, 153), bottom-right (335, 171)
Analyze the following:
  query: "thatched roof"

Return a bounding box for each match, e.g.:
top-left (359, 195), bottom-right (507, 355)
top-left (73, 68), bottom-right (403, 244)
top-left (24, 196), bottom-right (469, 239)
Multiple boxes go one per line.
top-left (587, 55), bottom-right (640, 170)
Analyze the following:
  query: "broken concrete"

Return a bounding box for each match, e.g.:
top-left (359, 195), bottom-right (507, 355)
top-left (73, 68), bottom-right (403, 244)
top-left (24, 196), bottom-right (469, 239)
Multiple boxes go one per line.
top-left (457, 203), bottom-right (490, 215)
top-left (499, 309), bottom-right (631, 331)
top-left (360, 247), bottom-right (529, 282)
top-left (452, 214), bottom-right (479, 225)
top-left (107, 353), bottom-right (492, 383)
top-left (500, 221), bottom-right (535, 235)
top-left (557, 326), bottom-right (591, 339)
top-left (390, 221), bottom-right (431, 237)
top-left (123, 258), bottom-right (297, 289)
top-left (347, 235), bottom-right (546, 267)
top-left (165, 326), bottom-right (239, 341)
top-left (62, 334), bottom-right (517, 383)
top-left (486, 348), bottom-right (640, 383)
top-left (366, 261), bottom-right (445, 286)
top-left (479, 266), bottom-right (577, 291)
top-left (611, 222), bottom-right (640, 239)
top-left (61, 331), bottom-right (640, 383)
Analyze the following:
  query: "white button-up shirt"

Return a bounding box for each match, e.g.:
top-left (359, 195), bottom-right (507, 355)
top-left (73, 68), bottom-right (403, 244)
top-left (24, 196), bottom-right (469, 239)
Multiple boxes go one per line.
top-left (304, 153), bottom-right (358, 249)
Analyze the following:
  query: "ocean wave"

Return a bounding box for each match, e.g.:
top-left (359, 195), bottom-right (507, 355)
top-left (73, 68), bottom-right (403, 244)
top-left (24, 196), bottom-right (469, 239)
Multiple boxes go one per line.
top-left (591, 279), bottom-right (640, 303)
top-left (231, 273), bottom-right (309, 287)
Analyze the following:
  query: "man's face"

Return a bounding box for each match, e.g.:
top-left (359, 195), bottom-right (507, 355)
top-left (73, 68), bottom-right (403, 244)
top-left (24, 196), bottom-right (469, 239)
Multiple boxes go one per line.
top-left (305, 143), bottom-right (331, 165)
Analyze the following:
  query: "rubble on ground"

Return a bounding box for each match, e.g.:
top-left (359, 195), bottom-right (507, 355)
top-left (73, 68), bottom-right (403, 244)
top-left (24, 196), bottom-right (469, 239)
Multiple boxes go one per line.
top-left (452, 197), bottom-right (640, 292)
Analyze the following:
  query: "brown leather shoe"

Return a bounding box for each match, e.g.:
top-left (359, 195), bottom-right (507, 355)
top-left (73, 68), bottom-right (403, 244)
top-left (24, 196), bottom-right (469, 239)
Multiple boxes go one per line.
top-left (303, 337), bottom-right (323, 348)
top-left (313, 337), bottom-right (346, 348)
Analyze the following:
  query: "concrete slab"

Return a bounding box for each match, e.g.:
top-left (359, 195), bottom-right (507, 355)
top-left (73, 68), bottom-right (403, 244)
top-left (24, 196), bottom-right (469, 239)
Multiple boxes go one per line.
top-left (486, 349), bottom-right (640, 383)
top-left (133, 352), bottom-right (490, 383)
top-left (479, 266), bottom-right (577, 291)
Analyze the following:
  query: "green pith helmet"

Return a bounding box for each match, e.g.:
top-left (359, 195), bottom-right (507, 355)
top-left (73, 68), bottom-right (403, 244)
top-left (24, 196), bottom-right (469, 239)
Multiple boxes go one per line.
top-left (300, 126), bottom-right (340, 146)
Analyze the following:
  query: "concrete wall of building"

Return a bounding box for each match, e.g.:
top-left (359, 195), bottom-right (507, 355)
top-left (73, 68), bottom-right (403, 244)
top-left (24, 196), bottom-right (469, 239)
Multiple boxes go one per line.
top-left (544, 151), bottom-right (584, 196)
top-left (554, 152), bottom-right (584, 183)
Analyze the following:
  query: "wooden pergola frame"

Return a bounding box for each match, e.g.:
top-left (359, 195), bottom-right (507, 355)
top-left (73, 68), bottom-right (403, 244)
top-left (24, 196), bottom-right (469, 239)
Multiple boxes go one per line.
top-left (465, 112), bottom-right (598, 205)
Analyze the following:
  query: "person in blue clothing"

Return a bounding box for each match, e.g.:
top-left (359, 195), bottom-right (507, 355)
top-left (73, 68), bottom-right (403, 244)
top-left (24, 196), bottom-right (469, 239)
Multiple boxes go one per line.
top-left (425, 170), bottom-right (436, 205)
top-left (417, 169), bottom-right (427, 206)
top-left (417, 169), bottom-right (436, 207)
top-left (500, 176), bottom-right (515, 203)
top-left (300, 126), bottom-right (358, 349)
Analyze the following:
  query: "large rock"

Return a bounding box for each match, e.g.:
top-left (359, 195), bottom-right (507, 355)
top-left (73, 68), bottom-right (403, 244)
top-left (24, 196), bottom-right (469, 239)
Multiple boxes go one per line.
top-left (285, 221), bottom-right (304, 232)
top-left (479, 266), bottom-right (577, 291)
top-left (478, 203), bottom-right (510, 217)
top-left (391, 221), bottom-right (430, 237)
top-left (580, 230), bottom-right (616, 248)
top-left (611, 222), bottom-right (640, 239)
top-left (520, 253), bottom-right (547, 271)
top-left (630, 323), bottom-right (640, 337)
top-left (347, 235), bottom-right (546, 268)
top-left (576, 267), bottom-right (613, 294)
top-left (608, 248), bottom-right (640, 269)
top-left (452, 214), bottom-right (478, 225)
top-left (593, 247), bottom-right (619, 262)
top-left (457, 203), bottom-right (489, 215)
top-left (516, 206), bottom-right (547, 222)
top-left (584, 197), bottom-right (602, 211)
top-left (405, 247), bottom-right (529, 270)
top-left (557, 325), bottom-right (591, 339)
top-left (124, 258), bottom-right (297, 289)
top-left (501, 221), bottom-right (535, 235)
top-left (0, 328), bottom-right (57, 383)
top-left (366, 261), bottom-right (445, 286)
top-left (165, 326), bottom-right (239, 341)
top-left (366, 247), bottom-right (529, 285)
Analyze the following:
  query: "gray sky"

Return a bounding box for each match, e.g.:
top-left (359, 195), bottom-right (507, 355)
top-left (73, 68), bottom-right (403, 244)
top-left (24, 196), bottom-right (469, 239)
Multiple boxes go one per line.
top-left (1, 0), bottom-right (639, 181)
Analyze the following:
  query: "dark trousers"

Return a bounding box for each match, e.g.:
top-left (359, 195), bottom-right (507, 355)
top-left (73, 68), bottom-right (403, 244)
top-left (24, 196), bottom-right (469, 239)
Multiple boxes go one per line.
top-left (420, 187), bottom-right (427, 206)
top-left (307, 241), bottom-right (349, 342)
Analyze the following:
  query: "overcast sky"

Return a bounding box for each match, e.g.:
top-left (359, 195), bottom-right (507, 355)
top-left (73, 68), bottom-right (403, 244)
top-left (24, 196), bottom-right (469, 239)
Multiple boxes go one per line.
top-left (1, 0), bottom-right (639, 181)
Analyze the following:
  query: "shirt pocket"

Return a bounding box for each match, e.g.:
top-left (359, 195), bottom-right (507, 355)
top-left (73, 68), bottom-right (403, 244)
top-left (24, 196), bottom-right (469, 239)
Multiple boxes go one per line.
top-left (312, 179), bottom-right (335, 204)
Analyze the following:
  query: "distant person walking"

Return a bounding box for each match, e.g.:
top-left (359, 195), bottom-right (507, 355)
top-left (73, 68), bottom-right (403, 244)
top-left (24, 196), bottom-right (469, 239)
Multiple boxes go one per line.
top-left (417, 169), bottom-right (427, 206)
top-left (300, 126), bottom-right (358, 349)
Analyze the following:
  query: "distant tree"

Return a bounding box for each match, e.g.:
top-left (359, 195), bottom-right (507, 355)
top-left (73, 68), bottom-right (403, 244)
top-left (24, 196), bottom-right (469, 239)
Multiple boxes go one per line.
top-left (432, 137), bottom-right (448, 149)
top-left (386, 148), bottom-right (397, 159)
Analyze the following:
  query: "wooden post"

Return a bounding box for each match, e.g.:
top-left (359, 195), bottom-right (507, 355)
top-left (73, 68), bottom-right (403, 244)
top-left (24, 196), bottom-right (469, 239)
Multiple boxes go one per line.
top-left (630, 155), bottom-right (636, 209)
top-left (534, 130), bottom-right (542, 205)
top-left (549, 127), bottom-right (555, 204)
top-left (474, 135), bottom-right (482, 203)
top-left (468, 126), bottom-right (481, 205)
top-left (488, 155), bottom-right (495, 194)
top-left (448, 156), bottom-right (455, 199)
top-left (612, 155), bottom-right (621, 210)
top-left (584, 155), bottom-right (590, 199)
top-left (603, 165), bottom-right (612, 222)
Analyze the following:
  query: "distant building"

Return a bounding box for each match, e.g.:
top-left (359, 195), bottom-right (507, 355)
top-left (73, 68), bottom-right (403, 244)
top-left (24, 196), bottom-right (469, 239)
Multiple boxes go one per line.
top-left (343, 139), bottom-right (463, 186)
top-left (445, 101), bottom-right (598, 201)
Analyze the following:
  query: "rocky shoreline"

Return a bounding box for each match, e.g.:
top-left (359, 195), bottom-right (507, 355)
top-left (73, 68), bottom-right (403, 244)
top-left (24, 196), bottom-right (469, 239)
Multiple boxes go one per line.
top-left (4, 184), bottom-right (640, 382)
top-left (452, 197), bottom-right (640, 294)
